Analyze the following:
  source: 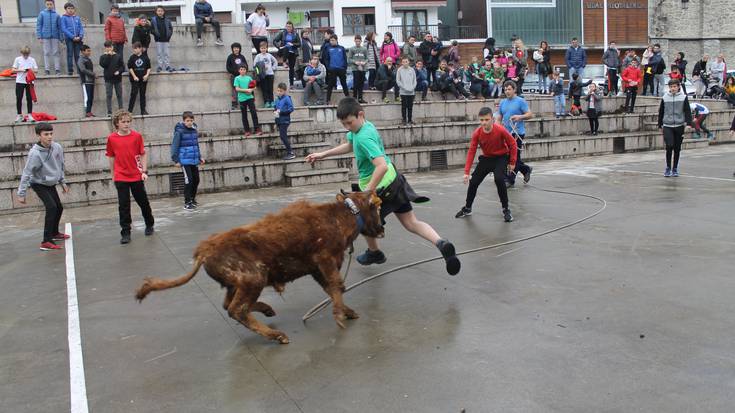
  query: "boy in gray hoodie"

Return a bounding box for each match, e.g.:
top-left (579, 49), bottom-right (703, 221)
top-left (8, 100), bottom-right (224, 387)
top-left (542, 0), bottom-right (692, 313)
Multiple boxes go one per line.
top-left (17, 122), bottom-right (70, 250)
top-left (396, 56), bottom-right (416, 126)
top-left (657, 79), bottom-right (692, 177)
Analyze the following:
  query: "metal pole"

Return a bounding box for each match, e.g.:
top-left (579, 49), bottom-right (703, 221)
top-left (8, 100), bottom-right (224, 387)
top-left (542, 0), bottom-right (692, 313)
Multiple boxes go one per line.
top-left (603, 0), bottom-right (608, 49)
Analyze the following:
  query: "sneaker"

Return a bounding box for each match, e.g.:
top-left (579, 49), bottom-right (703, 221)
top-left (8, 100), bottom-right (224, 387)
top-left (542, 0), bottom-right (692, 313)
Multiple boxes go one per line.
top-left (215, 38), bottom-right (224, 46)
top-left (166, 66), bottom-right (174, 72)
top-left (664, 167), bottom-right (672, 177)
top-left (282, 152), bottom-right (296, 160)
top-left (395, 96), bottom-right (402, 102)
top-left (523, 166), bottom-right (533, 183)
top-left (107, 112), bottom-right (112, 117)
top-left (503, 208), bottom-right (513, 222)
top-left (52, 232), bottom-right (71, 240)
top-left (156, 67), bottom-right (162, 73)
top-left (145, 226), bottom-right (155, 236)
top-left (15, 114), bottom-right (23, 123)
top-left (245, 131), bottom-right (252, 137)
top-left (55, 70), bottom-right (61, 75)
top-left (358, 98), bottom-right (367, 104)
top-left (27, 114), bottom-right (35, 122)
top-left (255, 128), bottom-right (263, 136)
top-left (455, 206), bottom-right (472, 218)
top-left (707, 132), bottom-right (714, 140)
top-left (231, 102), bottom-right (239, 110)
top-left (45, 70), bottom-right (50, 76)
top-left (400, 121), bottom-right (407, 127)
top-left (196, 39), bottom-right (203, 47)
top-left (40, 241), bottom-right (62, 251)
top-left (436, 239), bottom-right (461, 276)
top-left (692, 132), bottom-right (701, 139)
top-left (408, 121), bottom-right (415, 127)
top-left (506, 180), bottom-right (515, 188)
top-left (672, 168), bottom-right (679, 177)
top-left (184, 202), bottom-right (196, 210)
top-left (383, 97), bottom-right (391, 103)
top-left (356, 249), bottom-right (387, 266)
top-left (141, 110), bottom-right (149, 116)
top-left (120, 233), bottom-right (131, 244)
top-left (85, 112), bottom-right (95, 118)
top-left (191, 199), bottom-right (199, 206)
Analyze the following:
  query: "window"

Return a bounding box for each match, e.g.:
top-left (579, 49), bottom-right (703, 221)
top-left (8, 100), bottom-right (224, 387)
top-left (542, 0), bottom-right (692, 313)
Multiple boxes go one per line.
top-left (18, 0), bottom-right (45, 22)
top-left (398, 10), bottom-right (427, 33)
top-left (309, 10), bottom-right (330, 29)
top-left (342, 7), bottom-right (375, 36)
top-left (489, 0), bottom-right (556, 7)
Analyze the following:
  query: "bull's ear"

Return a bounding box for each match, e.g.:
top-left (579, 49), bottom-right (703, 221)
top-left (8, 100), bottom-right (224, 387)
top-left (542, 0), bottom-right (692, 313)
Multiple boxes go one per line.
top-left (336, 193), bottom-right (346, 203)
top-left (369, 192), bottom-right (382, 207)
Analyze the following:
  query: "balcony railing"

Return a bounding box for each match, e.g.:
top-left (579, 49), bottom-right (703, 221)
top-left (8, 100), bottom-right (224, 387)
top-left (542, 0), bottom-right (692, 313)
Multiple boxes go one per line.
top-left (264, 27), bottom-right (334, 49)
top-left (387, 24), bottom-right (487, 43)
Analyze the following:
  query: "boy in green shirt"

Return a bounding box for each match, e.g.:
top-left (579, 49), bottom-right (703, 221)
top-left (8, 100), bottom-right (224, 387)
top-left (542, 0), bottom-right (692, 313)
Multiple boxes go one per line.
top-left (233, 65), bottom-right (261, 136)
top-left (306, 98), bottom-right (460, 275)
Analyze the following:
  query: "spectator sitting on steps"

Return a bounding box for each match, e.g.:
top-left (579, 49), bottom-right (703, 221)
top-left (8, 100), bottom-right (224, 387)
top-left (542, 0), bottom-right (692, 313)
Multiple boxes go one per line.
top-left (193, 0), bottom-right (223, 47)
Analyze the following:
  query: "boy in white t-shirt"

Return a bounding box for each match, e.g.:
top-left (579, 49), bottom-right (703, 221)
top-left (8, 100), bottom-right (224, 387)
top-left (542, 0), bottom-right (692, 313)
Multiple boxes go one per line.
top-left (12, 46), bottom-right (39, 123)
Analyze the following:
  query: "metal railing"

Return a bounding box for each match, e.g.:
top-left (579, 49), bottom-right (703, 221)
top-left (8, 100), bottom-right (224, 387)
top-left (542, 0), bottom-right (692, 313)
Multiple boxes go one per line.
top-left (265, 27), bottom-right (334, 48)
top-left (387, 24), bottom-right (487, 43)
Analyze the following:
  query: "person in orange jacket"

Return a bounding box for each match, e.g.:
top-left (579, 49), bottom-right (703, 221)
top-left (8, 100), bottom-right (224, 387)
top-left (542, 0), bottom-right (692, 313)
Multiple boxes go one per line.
top-left (622, 58), bottom-right (643, 113)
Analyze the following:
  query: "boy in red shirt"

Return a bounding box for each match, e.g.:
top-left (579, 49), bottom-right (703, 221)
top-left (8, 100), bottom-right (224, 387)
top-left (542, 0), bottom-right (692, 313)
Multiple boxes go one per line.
top-left (455, 107), bottom-right (517, 222)
top-left (106, 110), bottom-right (155, 244)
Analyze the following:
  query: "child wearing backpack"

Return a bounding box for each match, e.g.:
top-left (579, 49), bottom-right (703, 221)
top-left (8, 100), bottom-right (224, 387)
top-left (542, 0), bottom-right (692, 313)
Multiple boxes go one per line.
top-left (253, 41), bottom-right (278, 108)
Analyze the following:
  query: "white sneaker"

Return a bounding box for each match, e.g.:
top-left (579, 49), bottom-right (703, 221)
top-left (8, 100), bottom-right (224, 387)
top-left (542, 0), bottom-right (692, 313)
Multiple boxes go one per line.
top-left (15, 114), bottom-right (23, 122)
top-left (196, 39), bottom-right (203, 47)
top-left (27, 114), bottom-right (35, 122)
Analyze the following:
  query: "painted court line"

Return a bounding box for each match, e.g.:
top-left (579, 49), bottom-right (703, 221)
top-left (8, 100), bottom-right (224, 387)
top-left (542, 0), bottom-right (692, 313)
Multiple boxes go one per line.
top-left (65, 223), bottom-right (89, 413)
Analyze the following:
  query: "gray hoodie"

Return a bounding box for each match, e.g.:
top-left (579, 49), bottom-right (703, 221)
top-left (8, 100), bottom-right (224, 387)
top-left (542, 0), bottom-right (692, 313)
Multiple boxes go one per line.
top-left (396, 65), bottom-right (417, 96)
top-left (17, 142), bottom-right (66, 197)
top-left (657, 89), bottom-right (692, 128)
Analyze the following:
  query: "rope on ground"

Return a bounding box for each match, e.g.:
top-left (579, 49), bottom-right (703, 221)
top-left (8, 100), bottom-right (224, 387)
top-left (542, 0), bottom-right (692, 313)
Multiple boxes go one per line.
top-left (302, 184), bottom-right (607, 322)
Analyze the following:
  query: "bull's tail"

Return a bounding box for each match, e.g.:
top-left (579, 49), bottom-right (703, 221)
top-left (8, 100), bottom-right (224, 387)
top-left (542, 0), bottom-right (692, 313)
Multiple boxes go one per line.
top-left (135, 258), bottom-right (204, 302)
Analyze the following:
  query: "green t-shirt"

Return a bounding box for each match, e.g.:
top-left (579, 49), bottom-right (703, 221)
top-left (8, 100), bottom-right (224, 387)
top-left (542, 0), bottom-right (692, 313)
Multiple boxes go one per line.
top-left (233, 75), bottom-right (254, 102)
top-left (345, 121), bottom-right (397, 190)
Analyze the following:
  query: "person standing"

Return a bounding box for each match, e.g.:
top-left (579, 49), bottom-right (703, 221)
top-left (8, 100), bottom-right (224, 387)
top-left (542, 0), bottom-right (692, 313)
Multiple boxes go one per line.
top-left (106, 110), bottom-right (155, 244)
top-left (584, 83), bottom-right (603, 135)
top-left (657, 79), bottom-right (692, 177)
top-left (171, 111), bottom-right (204, 209)
top-left (602, 41), bottom-right (621, 96)
top-left (691, 54), bottom-right (710, 98)
top-left (253, 41), bottom-right (278, 107)
top-left (225, 42), bottom-right (247, 109)
top-left (709, 55), bottom-right (726, 87)
top-left (16, 122), bottom-right (70, 250)
top-left (234, 64), bottom-right (261, 136)
top-left (77, 44), bottom-right (96, 117)
top-left (550, 71), bottom-right (566, 117)
top-left (36, 0), bottom-right (62, 75)
top-left (151, 5), bottom-right (174, 72)
top-left (323, 35), bottom-right (349, 104)
top-left (99, 40), bottom-right (125, 116)
top-left (402, 35), bottom-right (418, 66)
top-left (245, 3), bottom-right (269, 53)
top-left (455, 107), bottom-right (517, 222)
top-left (131, 14), bottom-right (152, 56)
top-left (673, 52), bottom-right (688, 94)
top-left (564, 37), bottom-right (587, 79)
top-left (12, 46), bottom-right (38, 123)
top-left (396, 56), bottom-right (416, 126)
top-left (347, 35), bottom-right (368, 103)
top-left (649, 44), bottom-right (666, 96)
top-left (104, 4), bottom-right (128, 59)
top-left (273, 21), bottom-right (300, 86)
top-left (365, 32), bottom-right (380, 90)
top-left (418, 33), bottom-right (440, 86)
top-left (273, 83), bottom-right (296, 160)
top-left (622, 58), bottom-right (642, 113)
top-left (533, 41), bottom-right (551, 94)
top-left (641, 45), bottom-right (654, 96)
top-left (60, 2), bottom-right (84, 76)
top-left (446, 40), bottom-right (461, 66)
top-left (379, 32), bottom-right (400, 65)
top-left (296, 30), bottom-right (314, 88)
top-left (193, 0), bottom-right (223, 47)
top-left (127, 42), bottom-right (151, 115)
top-left (305, 97), bottom-right (461, 275)
top-left (496, 81), bottom-right (533, 186)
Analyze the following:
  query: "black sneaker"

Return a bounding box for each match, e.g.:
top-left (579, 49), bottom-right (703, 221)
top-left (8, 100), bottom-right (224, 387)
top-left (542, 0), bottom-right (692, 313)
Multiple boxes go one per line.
top-left (503, 208), bottom-right (513, 222)
top-left (191, 199), bottom-right (199, 206)
top-left (455, 206), bottom-right (472, 218)
top-left (120, 232), bottom-right (131, 244)
top-left (523, 166), bottom-right (533, 183)
top-left (184, 202), bottom-right (196, 210)
top-left (356, 249), bottom-right (387, 266)
top-left (282, 152), bottom-right (296, 160)
top-left (436, 239), bottom-right (461, 276)
top-left (144, 226), bottom-right (155, 236)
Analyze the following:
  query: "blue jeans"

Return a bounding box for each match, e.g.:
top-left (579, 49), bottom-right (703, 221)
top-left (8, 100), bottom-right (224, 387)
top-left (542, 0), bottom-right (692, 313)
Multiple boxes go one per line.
top-left (553, 94), bottom-right (566, 115)
top-left (569, 67), bottom-right (584, 80)
top-left (536, 65), bottom-right (548, 92)
top-left (65, 39), bottom-right (81, 75)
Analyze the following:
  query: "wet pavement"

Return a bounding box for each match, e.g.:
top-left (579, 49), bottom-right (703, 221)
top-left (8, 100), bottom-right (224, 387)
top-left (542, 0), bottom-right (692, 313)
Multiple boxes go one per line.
top-left (2, 146), bottom-right (735, 412)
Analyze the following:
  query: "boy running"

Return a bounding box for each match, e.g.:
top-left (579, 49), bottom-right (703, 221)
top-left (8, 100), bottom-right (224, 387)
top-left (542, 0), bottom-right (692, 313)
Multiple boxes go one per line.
top-left (17, 122), bottom-right (70, 250)
top-left (496, 81), bottom-right (533, 186)
top-left (306, 98), bottom-right (460, 275)
top-left (456, 107), bottom-right (517, 222)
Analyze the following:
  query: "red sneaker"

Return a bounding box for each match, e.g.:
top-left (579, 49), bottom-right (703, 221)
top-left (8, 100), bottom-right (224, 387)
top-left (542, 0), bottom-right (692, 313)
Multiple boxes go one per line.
top-left (52, 232), bottom-right (71, 240)
top-left (245, 131), bottom-right (252, 137)
top-left (40, 241), bottom-right (63, 250)
top-left (255, 128), bottom-right (263, 136)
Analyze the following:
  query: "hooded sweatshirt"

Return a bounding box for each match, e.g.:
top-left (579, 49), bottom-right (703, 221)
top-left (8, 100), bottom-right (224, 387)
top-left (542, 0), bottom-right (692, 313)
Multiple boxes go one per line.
top-left (60, 12), bottom-right (84, 41)
top-left (226, 52), bottom-right (248, 76)
top-left (132, 19), bottom-right (152, 49)
top-left (658, 89), bottom-right (692, 128)
top-left (396, 65), bottom-right (417, 96)
top-left (77, 54), bottom-right (95, 84)
top-left (17, 142), bottom-right (66, 197)
top-left (170, 122), bottom-right (201, 165)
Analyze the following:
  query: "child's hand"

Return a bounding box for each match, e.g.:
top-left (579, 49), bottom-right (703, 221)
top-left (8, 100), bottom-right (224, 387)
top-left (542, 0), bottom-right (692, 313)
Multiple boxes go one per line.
top-left (273, 110), bottom-right (279, 116)
top-left (17, 195), bottom-right (26, 204)
top-left (114, 71), bottom-right (119, 75)
top-left (143, 74), bottom-right (149, 81)
top-left (305, 152), bottom-right (324, 164)
top-left (463, 174), bottom-right (469, 185)
top-left (175, 162), bottom-right (181, 167)
top-left (61, 183), bottom-right (69, 193)
top-left (200, 159), bottom-right (206, 165)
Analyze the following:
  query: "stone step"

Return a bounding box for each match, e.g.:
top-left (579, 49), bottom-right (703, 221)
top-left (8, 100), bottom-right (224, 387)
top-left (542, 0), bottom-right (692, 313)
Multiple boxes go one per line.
top-left (268, 142), bottom-right (333, 157)
top-left (284, 168), bottom-right (351, 187)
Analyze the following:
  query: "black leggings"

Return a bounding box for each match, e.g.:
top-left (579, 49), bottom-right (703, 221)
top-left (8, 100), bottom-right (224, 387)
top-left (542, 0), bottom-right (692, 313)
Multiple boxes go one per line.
top-left (352, 71), bottom-right (366, 99)
top-left (608, 68), bottom-right (619, 94)
top-left (239, 99), bottom-right (259, 132)
top-left (663, 126), bottom-right (685, 169)
top-left (368, 68), bottom-right (377, 89)
top-left (587, 108), bottom-right (599, 133)
top-left (400, 95), bottom-right (415, 122)
top-left (16, 83), bottom-right (32, 114)
top-left (260, 75), bottom-right (274, 104)
top-left (625, 86), bottom-right (637, 111)
top-left (128, 79), bottom-right (147, 113)
top-left (285, 52), bottom-right (297, 86)
top-left (115, 180), bottom-right (154, 234)
top-left (326, 69), bottom-right (349, 102)
top-left (465, 155), bottom-right (510, 210)
top-left (181, 164), bottom-right (200, 204)
top-left (31, 184), bottom-right (63, 243)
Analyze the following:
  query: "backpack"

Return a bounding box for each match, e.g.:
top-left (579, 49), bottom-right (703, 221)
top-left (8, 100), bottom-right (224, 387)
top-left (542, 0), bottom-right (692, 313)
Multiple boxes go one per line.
top-left (254, 61), bottom-right (267, 81)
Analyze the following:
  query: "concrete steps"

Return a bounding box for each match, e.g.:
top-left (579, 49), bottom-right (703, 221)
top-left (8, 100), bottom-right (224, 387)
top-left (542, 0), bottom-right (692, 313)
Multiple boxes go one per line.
top-left (284, 168), bottom-right (350, 187)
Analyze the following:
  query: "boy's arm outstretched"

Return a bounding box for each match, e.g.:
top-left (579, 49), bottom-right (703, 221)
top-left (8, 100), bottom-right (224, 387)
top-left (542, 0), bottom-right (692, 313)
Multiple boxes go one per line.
top-left (305, 141), bottom-right (353, 163)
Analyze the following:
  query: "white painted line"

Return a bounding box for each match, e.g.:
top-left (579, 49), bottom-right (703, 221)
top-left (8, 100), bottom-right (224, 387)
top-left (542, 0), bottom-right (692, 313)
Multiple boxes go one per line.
top-left (65, 223), bottom-right (89, 413)
top-left (615, 169), bottom-right (735, 182)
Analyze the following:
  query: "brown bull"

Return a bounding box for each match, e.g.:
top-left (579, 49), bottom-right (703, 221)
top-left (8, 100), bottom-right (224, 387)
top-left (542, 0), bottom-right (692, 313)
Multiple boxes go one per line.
top-left (135, 191), bottom-right (384, 344)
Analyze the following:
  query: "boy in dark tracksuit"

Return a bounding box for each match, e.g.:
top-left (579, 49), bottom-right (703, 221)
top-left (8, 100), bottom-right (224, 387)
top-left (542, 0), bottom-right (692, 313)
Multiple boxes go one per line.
top-left (171, 111), bottom-right (204, 209)
top-left (127, 42), bottom-right (151, 115)
top-left (77, 44), bottom-right (95, 117)
top-left (226, 42), bottom-right (248, 109)
top-left (657, 79), bottom-right (692, 177)
top-left (99, 40), bottom-right (125, 115)
top-left (456, 107), bottom-right (518, 222)
top-left (569, 73), bottom-right (592, 115)
top-left (273, 83), bottom-right (295, 160)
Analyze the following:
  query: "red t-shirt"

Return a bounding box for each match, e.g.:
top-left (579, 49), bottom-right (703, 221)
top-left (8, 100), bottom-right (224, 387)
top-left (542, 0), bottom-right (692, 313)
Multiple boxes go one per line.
top-left (464, 125), bottom-right (518, 174)
top-left (106, 130), bottom-right (145, 182)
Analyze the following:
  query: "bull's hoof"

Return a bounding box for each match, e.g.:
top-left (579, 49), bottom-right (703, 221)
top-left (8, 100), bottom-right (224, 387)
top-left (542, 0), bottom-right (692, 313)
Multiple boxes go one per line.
top-left (343, 307), bottom-right (359, 320)
top-left (334, 315), bottom-right (346, 329)
top-left (276, 335), bottom-right (290, 344)
top-left (271, 331), bottom-right (290, 344)
top-left (262, 308), bottom-right (276, 317)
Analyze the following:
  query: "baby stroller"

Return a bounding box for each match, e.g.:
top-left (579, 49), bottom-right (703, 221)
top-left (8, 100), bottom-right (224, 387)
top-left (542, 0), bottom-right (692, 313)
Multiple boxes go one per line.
top-left (705, 79), bottom-right (726, 100)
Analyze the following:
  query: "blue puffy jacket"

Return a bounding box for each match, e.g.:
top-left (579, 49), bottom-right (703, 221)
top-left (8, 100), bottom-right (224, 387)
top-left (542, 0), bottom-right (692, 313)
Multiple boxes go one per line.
top-left (274, 95), bottom-right (294, 125)
top-left (60, 14), bottom-right (84, 41)
top-left (36, 9), bottom-right (61, 39)
top-left (193, 1), bottom-right (213, 19)
top-left (171, 122), bottom-right (202, 165)
top-left (325, 45), bottom-right (348, 71)
top-left (565, 46), bottom-right (587, 69)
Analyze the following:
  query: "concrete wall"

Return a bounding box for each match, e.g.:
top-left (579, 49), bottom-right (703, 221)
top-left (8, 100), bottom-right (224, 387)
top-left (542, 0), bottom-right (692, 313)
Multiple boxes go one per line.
top-left (0, 24), bottom-right (252, 73)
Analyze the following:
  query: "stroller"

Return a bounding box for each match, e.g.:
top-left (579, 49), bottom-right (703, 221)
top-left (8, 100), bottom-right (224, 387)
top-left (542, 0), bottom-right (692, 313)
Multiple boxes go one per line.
top-left (705, 79), bottom-right (726, 100)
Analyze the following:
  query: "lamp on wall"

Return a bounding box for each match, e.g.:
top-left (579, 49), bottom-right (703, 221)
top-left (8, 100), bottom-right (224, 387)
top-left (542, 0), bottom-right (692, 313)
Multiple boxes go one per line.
top-left (681, 0), bottom-right (689, 9)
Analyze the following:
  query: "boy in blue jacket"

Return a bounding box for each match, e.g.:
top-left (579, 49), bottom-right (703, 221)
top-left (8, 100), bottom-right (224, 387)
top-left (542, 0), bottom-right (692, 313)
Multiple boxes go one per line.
top-left (323, 35), bottom-right (349, 103)
top-left (273, 83), bottom-right (296, 160)
top-left (60, 2), bottom-right (84, 75)
top-left (171, 111), bottom-right (205, 209)
top-left (36, 0), bottom-right (62, 75)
